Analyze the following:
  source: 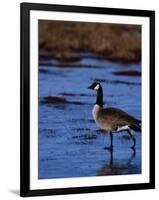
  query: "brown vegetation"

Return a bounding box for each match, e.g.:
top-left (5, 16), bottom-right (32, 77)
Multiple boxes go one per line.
top-left (39, 20), bottom-right (141, 63)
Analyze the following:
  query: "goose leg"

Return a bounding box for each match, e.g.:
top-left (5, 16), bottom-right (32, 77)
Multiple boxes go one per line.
top-left (104, 132), bottom-right (113, 150)
top-left (127, 129), bottom-right (136, 149)
top-left (110, 132), bottom-right (113, 149)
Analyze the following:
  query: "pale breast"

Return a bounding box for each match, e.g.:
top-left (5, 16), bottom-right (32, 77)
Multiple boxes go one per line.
top-left (92, 104), bottom-right (101, 122)
top-left (92, 105), bottom-right (110, 130)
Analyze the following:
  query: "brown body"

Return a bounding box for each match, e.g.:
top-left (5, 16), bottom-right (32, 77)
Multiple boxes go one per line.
top-left (93, 105), bottom-right (141, 132)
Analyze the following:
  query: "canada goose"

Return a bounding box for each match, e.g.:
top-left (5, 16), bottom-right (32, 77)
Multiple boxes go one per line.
top-left (88, 82), bottom-right (141, 150)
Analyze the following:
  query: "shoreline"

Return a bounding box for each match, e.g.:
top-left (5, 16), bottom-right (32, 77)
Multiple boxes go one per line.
top-left (39, 48), bottom-right (141, 64)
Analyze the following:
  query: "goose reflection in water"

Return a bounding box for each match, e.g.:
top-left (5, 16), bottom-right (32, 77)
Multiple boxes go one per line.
top-left (97, 149), bottom-right (141, 176)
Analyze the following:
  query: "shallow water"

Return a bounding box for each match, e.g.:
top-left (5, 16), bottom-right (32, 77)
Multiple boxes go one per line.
top-left (38, 53), bottom-right (141, 179)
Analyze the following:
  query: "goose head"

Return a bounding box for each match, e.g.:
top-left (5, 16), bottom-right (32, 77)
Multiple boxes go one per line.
top-left (88, 82), bottom-right (102, 91)
top-left (88, 82), bottom-right (103, 107)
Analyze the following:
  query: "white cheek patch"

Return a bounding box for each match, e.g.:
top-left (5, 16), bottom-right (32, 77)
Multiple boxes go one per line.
top-left (117, 125), bottom-right (129, 132)
top-left (94, 84), bottom-right (100, 90)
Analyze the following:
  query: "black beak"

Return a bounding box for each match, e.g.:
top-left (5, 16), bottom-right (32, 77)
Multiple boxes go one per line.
top-left (88, 85), bottom-right (94, 90)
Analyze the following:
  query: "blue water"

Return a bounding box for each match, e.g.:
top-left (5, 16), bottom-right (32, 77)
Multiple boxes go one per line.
top-left (38, 54), bottom-right (141, 179)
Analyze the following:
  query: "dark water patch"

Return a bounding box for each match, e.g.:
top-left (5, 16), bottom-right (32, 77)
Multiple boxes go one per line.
top-left (42, 96), bottom-right (86, 105)
top-left (112, 80), bottom-right (141, 85)
top-left (89, 119), bottom-right (95, 123)
top-left (67, 101), bottom-right (84, 105)
top-left (76, 128), bottom-right (91, 132)
top-left (39, 68), bottom-right (68, 77)
top-left (72, 129), bottom-right (97, 141)
top-left (68, 118), bottom-right (94, 123)
top-left (95, 129), bottom-right (107, 134)
top-left (94, 78), bottom-right (109, 83)
top-left (94, 78), bottom-right (141, 85)
top-left (59, 92), bottom-right (77, 96)
top-left (45, 134), bottom-right (57, 138)
top-left (113, 70), bottom-right (141, 76)
top-left (121, 133), bottom-right (141, 141)
top-left (40, 128), bottom-right (57, 138)
top-left (122, 135), bottom-right (132, 140)
top-left (72, 133), bottom-right (97, 140)
top-left (39, 62), bottom-right (104, 69)
top-left (59, 92), bottom-right (93, 97)
top-left (72, 132), bottom-right (97, 145)
top-left (44, 96), bottom-right (67, 103)
top-left (39, 69), bottom-right (50, 74)
top-left (74, 141), bottom-right (94, 145)
top-left (41, 157), bottom-right (57, 162)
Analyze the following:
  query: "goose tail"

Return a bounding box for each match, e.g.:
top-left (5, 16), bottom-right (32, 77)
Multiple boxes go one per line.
top-left (130, 119), bottom-right (142, 132)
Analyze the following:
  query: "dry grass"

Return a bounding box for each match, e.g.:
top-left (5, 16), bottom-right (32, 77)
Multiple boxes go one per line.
top-left (39, 20), bottom-right (141, 63)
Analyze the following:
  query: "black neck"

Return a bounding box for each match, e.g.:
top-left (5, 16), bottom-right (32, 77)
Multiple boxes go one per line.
top-left (96, 87), bottom-right (103, 107)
